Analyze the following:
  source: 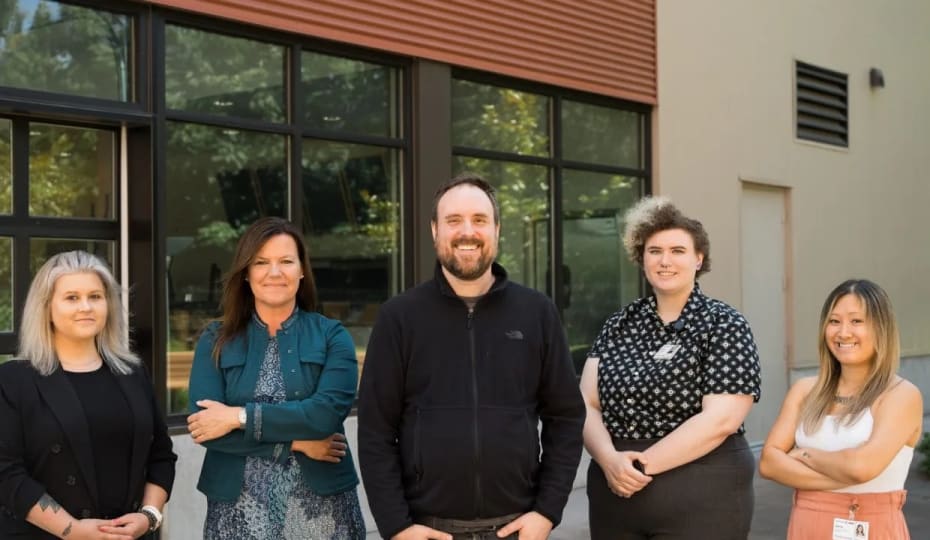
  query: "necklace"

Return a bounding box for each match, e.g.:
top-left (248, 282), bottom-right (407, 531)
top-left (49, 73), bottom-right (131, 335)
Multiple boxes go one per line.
top-left (834, 395), bottom-right (855, 405)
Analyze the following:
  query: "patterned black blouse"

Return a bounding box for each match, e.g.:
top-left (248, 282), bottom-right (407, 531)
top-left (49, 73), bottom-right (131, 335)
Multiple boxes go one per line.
top-left (589, 283), bottom-right (761, 440)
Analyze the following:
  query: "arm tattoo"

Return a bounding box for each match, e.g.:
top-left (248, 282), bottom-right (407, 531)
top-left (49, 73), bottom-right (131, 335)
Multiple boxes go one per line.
top-left (62, 522), bottom-right (72, 536)
top-left (37, 494), bottom-right (61, 513)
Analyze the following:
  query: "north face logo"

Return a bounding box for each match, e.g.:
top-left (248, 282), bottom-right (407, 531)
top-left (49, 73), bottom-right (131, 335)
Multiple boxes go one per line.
top-left (505, 330), bottom-right (524, 340)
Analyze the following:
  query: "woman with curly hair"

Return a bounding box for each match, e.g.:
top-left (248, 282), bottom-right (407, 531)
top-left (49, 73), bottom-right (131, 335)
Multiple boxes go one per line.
top-left (580, 197), bottom-right (762, 539)
top-left (760, 279), bottom-right (921, 539)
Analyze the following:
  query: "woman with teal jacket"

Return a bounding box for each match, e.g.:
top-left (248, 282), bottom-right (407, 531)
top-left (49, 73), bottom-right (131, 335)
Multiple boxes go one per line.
top-left (187, 217), bottom-right (364, 539)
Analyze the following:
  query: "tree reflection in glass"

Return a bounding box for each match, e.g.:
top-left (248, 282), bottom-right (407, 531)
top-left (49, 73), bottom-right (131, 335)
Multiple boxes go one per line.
top-left (165, 25), bottom-right (285, 122)
top-left (28, 123), bottom-right (115, 219)
top-left (164, 122), bottom-right (287, 414)
top-left (0, 237), bottom-right (11, 332)
top-left (301, 52), bottom-right (397, 137)
top-left (562, 101), bottom-right (641, 168)
top-left (0, 118), bottom-right (10, 215)
top-left (0, 0), bottom-right (131, 100)
top-left (562, 170), bottom-right (643, 373)
top-left (452, 80), bottom-right (550, 157)
top-left (301, 140), bottom-right (400, 366)
top-left (452, 157), bottom-right (549, 292)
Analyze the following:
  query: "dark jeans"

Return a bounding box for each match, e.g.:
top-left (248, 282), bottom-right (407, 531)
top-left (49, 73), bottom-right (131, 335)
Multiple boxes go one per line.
top-left (417, 513), bottom-right (521, 540)
top-left (587, 433), bottom-right (754, 540)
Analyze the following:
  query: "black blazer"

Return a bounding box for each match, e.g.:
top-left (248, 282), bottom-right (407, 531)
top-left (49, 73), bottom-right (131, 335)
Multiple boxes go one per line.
top-left (0, 360), bottom-right (176, 539)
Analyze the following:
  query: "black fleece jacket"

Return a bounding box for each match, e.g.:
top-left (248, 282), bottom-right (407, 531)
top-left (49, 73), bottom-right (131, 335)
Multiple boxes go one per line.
top-left (358, 262), bottom-right (585, 539)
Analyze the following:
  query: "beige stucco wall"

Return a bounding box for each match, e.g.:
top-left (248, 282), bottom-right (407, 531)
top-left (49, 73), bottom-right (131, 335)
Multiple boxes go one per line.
top-left (656, 0), bottom-right (930, 370)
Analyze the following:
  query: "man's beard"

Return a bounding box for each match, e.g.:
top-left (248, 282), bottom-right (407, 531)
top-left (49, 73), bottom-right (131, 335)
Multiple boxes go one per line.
top-left (437, 239), bottom-right (496, 281)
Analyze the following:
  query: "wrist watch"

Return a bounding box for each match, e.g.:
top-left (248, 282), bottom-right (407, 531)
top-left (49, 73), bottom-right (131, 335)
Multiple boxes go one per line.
top-left (139, 505), bottom-right (163, 532)
top-left (238, 407), bottom-right (247, 429)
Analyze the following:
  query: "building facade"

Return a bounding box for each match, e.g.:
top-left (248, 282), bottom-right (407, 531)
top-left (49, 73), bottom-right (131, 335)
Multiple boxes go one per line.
top-left (3, 0), bottom-right (929, 537)
top-left (656, 0), bottom-right (930, 443)
top-left (0, 0), bottom-right (654, 536)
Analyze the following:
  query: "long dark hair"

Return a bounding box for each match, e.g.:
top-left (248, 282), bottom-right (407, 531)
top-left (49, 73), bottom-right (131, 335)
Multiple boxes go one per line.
top-left (799, 279), bottom-right (899, 432)
top-left (212, 217), bottom-right (317, 359)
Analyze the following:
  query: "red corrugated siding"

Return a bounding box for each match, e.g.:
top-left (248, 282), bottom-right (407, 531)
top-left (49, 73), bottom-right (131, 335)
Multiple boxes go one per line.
top-left (143, 0), bottom-right (656, 104)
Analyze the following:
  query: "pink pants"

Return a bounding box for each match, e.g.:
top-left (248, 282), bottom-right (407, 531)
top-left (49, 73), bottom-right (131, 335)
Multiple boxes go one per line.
top-left (787, 489), bottom-right (909, 539)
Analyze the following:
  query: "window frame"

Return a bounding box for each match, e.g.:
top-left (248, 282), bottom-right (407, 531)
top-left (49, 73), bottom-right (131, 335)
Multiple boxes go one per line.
top-left (149, 9), bottom-right (413, 425)
top-left (450, 68), bottom-right (652, 312)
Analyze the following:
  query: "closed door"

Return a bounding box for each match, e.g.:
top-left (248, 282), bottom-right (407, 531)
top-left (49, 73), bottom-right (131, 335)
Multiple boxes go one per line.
top-left (740, 184), bottom-right (789, 444)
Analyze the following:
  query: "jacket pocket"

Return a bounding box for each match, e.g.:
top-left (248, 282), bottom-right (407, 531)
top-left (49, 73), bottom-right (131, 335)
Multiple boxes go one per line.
top-left (298, 350), bottom-right (326, 392)
top-left (401, 407), bottom-right (473, 500)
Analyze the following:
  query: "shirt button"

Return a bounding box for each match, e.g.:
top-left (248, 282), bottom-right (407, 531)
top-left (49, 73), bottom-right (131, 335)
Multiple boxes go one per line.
top-left (290, 369), bottom-right (296, 374)
top-left (287, 349), bottom-right (293, 354)
top-left (295, 391), bottom-right (302, 397)
top-left (66, 475), bottom-right (76, 486)
top-left (50, 444), bottom-right (62, 454)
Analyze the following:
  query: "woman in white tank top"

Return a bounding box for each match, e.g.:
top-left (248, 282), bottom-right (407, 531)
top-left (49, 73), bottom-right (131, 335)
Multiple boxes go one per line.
top-left (758, 279), bottom-right (923, 540)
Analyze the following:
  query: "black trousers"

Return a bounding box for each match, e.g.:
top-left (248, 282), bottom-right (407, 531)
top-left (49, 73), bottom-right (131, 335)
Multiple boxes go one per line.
top-left (587, 433), bottom-right (754, 540)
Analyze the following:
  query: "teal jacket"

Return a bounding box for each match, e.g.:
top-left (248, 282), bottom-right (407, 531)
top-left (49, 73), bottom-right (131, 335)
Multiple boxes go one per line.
top-left (188, 310), bottom-right (359, 500)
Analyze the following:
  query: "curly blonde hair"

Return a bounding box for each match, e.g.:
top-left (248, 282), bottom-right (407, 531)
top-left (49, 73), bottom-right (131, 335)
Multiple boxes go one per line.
top-left (622, 196), bottom-right (711, 277)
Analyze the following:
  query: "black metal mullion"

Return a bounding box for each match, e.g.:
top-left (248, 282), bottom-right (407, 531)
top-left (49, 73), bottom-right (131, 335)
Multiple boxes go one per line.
top-left (151, 10), bottom-right (172, 419)
top-left (451, 146), bottom-right (554, 168)
top-left (0, 334), bottom-right (16, 354)
top-left (9, 119), bottom-right (29, 337)
top-left (11, 234), bottom-right (28, 338)
top-left (289, 43), bottom-right (303, 226)
top-left (300, 128), bottom-right (405, 149)
top-left (560, 160), bottom-right (648, 178)
top-left (400, 61), bottom-right (414, 290)
top-left (164, 110), bottom-right (291, 135)
top-left (551, 96), bottom-right (564, 311)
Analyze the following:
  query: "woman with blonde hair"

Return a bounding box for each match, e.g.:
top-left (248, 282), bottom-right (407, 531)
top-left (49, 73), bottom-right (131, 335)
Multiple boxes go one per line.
top-left (760, 279), bottom-right (922, 539)
top-left (0, 251), bottom-right (176, 539)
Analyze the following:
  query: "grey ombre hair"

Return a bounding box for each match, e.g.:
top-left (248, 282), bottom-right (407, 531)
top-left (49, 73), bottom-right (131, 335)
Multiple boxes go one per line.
top-left (17, 251), bottom-right (139, 376)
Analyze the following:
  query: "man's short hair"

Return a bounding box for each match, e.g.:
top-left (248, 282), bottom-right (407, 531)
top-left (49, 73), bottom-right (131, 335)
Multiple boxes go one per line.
top-left (431, 172), bottom-right (500, 225)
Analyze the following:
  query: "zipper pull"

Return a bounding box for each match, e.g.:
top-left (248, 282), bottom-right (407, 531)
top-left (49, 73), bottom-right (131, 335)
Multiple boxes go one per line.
top-left (466, 309), bottom-right (474, 329)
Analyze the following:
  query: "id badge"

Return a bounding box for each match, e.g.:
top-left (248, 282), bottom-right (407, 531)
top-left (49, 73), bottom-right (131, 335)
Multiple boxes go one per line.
top-left (833, 518), bottom-right (868, 539)
top-left (652, 343), bottom-right (681, 361)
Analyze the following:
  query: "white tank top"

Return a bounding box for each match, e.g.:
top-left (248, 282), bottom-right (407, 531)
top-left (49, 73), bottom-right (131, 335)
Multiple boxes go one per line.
top-left (794, 408), bottom-right (913, 493)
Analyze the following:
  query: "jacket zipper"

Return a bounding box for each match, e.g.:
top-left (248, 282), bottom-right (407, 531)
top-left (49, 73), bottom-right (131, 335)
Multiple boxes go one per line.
top-left (467, 307), bottom-right (482, 515)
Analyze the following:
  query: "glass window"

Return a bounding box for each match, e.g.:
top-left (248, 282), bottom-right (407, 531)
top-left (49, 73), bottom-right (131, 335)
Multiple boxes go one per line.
top-left (452, 157), bottom-right (549, 291)
top-left (302, 140), bottom-right (401, 370)
top-left (301, 52), bottom-right (398, 137)
top-left (30, 238), bottom-right (115, 274)
top-left (165, 122), bottom-right (288, 414)
top-left (1, 118), bottom-right (10, 215)
top-left (165, 25), bottom-right (285, 122)
top-left (0, 1), bottom-right (131, 100)
top-left (452, 80), bottom-right (550, 157)
top-left (29, 123), bottom-right (115, 218)
top-left (562, 100), bottom-right (642, 168)
top-left (561, 170), bottom-right (643, 373)
top-left (0, 237), bottom-right (11, 332)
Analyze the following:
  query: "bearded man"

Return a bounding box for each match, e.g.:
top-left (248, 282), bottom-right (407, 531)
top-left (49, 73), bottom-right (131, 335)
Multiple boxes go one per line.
top-left (358, 172), bottom-right (585, 540)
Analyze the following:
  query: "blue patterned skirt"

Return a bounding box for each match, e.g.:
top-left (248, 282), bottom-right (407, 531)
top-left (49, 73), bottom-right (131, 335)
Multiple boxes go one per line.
top-left (204, 454), bottom-right (365, 540)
